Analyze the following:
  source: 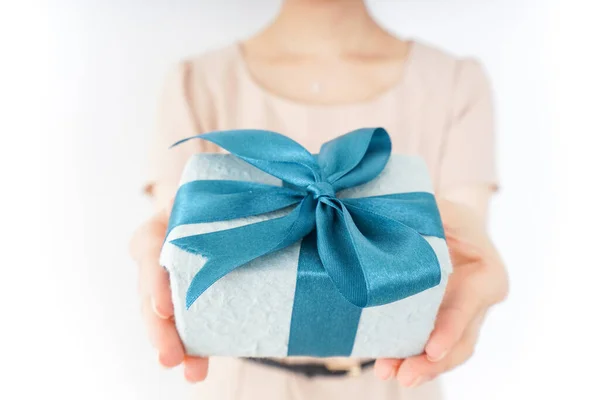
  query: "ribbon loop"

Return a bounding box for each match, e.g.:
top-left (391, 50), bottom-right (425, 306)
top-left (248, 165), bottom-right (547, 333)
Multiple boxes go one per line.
top-left (172, 129), bottom-right (321, 187)
top-left (318, 127), bottom-right (392, 191)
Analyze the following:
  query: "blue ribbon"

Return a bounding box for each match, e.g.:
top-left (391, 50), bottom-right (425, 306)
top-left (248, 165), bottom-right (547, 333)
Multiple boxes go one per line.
top-left (167, 127), bottom-right (445, 356)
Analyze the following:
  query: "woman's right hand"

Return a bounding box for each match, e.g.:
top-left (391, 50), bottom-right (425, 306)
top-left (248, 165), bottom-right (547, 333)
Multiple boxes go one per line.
top-left (129, 205), bottom-right (209, 382)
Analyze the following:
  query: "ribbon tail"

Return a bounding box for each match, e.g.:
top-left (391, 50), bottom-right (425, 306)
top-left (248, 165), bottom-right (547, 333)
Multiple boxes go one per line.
top-left (167, 180), bottom-right (302, 237)
top-left (170, 197), bottom-right (317, 308)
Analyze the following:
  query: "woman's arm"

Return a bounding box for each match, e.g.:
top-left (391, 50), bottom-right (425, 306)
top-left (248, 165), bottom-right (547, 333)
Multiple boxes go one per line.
top-left (375, 58), bottom-right (507, 385)
top-left (132, 61), bottom-right (211, 382)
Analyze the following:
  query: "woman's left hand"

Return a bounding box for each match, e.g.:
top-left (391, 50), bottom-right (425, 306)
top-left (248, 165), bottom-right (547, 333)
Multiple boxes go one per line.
top-left (374, 199), bottom-right (509, 387)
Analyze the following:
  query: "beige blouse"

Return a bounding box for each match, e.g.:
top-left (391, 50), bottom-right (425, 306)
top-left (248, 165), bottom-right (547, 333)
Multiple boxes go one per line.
top-left (146, 41), bottom-right (498, 203)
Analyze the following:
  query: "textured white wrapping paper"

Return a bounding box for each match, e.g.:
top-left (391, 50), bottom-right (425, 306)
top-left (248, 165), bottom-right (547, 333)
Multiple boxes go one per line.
top-left (161, 154), bottom-right (452, 358)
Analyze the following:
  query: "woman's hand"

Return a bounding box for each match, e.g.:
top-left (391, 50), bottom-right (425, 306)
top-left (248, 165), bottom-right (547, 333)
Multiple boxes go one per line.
top-left (374, 199), bottom-right (508, 387)
top-left (129, 205), bottom-right (209, 382)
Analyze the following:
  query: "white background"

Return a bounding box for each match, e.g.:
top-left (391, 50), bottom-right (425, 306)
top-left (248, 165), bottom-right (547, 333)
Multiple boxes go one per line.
top-left (1, 0), bottom-right (598, 399)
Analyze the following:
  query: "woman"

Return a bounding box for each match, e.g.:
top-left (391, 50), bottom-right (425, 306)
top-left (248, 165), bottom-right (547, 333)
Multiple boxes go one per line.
top-left (130, 0), bottom-right (508, 399)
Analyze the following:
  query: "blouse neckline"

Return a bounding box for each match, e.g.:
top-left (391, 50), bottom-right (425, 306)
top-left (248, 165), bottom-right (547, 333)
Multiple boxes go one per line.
top-left (231, 40), bottom-right (421, 111)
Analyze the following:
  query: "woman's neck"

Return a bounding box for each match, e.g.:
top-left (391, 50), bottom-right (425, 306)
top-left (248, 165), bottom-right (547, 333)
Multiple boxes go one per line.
top-left (255, 0), bottom-right (385, 56)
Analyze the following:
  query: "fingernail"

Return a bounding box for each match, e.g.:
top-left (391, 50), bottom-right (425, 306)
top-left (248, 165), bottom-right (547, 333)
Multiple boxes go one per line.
top-left (426, 349), bottom-right (447, 363)
top-left (151, 297), bottom-right (170, 319)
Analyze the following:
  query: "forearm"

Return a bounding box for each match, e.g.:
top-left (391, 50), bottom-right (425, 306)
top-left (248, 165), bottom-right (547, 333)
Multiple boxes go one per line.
top-left (437, 184), bottom-right (495, 227)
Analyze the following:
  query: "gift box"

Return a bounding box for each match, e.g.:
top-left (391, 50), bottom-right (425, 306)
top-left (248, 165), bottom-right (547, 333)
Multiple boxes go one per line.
top-left (160, 128), bottom-right (452, 358)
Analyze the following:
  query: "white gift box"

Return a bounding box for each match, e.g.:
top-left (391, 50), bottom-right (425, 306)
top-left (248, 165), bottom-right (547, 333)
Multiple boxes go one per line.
top-left (160, 154), bottom-right (452, 358)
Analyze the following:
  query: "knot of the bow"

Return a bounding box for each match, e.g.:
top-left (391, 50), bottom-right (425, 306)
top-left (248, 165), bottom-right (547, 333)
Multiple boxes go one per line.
top-left (306, 181), bottom-right (336, 200)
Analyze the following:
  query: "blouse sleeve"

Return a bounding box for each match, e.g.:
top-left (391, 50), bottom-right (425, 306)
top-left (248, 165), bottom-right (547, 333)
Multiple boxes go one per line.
top-left (437, 59), bottom-right (499, 192)
top-left (144, 61), bottom-right (205, 206)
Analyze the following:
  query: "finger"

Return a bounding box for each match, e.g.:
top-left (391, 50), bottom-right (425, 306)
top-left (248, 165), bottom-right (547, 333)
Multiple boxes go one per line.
top-left (149, 203), bottom-right (176, 318)
top-left (425, 283), bottom-right (482, 362)
top-left (137, 249), bottom-right (175, 319)
top-left (444, 229), bottom-right (490, 268)
top-left (425, 307), bottom-right (469, 362)
top-left (184, 356), bottom-right (209, 383)
top-left (397, 326), bottom-right (478, 387)
top-left (141, 296), bottom-right (185, 368)
top-left (150, 266), bottom-right (174, 319)
top-left (374, 358), bottom-right (403, 380)
top-left (395, 354), bottom-right (436, 387)
top-left (132, 214), bottom-right (174, 319)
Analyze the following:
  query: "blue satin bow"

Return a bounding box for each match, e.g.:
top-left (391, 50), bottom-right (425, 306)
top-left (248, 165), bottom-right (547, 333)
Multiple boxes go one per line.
top-left (167, 127), bottom-right (445, 356)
